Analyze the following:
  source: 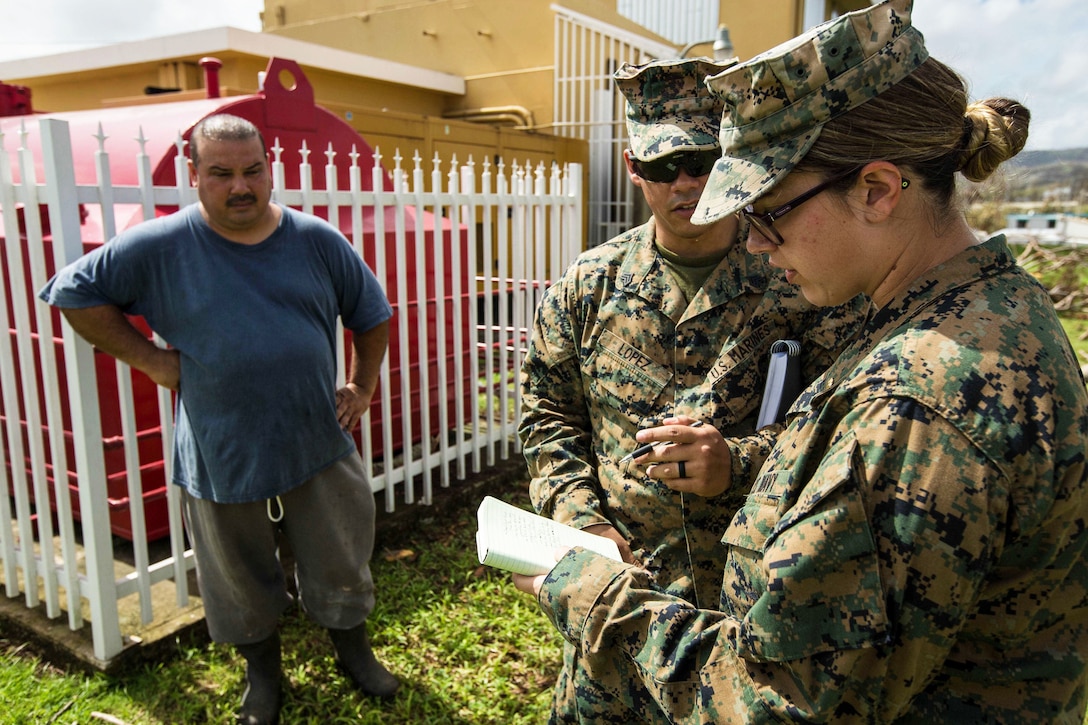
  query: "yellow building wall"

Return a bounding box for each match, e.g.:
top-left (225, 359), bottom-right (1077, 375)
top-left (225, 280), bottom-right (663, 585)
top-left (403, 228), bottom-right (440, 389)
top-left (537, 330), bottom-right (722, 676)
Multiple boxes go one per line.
top-left (260, 0), bottom-right (672, 134)
top-left (15, 0), bottom-right (871, 124)
top-left (721, 0), bottom-right (806, 61)
top-left (323, 102), bottom-right (588, 172)
top-left (260, 0), bottom-right (869, 135)
top-left (21, 55), bottom-right (267, 113)
top-left (264, 0), bottom-right (557, 76)
top-left (679, 1), bottom-right (871, 61)
top-left (21, 54), bottom-right (449, 119)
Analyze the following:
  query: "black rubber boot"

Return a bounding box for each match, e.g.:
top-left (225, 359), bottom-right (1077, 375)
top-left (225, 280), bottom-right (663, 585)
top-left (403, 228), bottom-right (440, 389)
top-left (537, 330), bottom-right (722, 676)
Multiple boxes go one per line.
top-left (328, 623), bottom-right (400, 699)
top-left (235, 633), bottom-right (283, 725)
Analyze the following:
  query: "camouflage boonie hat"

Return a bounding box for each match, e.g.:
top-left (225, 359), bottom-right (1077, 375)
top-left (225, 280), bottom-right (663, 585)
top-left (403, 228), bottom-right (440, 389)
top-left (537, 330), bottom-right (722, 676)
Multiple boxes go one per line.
top-left (614, 57), bottom-right (737, 161)
top-left (692, 0), bottom-right (929, 224)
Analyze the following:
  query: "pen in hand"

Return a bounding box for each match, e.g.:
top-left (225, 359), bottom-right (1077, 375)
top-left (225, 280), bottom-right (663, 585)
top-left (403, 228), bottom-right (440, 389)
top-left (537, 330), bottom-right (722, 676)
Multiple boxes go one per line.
top-left (620, 420), bottom-right (704, 463)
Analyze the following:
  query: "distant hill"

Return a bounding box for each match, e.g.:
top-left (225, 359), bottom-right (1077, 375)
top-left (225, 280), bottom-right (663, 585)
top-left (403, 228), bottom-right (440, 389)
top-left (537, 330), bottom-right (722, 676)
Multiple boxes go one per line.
top-left (1001, 148), bottom-right (1088, 198)
top-left (1007, 147), bottom-right (1088, 169)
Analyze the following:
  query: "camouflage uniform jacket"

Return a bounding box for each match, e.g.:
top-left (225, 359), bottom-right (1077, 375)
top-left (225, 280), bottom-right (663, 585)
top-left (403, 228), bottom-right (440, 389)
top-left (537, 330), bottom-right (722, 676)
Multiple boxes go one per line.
top-left (521, 218), bottom-right (867, 606)
top-left (537, 236), bottom-right (1088, 723)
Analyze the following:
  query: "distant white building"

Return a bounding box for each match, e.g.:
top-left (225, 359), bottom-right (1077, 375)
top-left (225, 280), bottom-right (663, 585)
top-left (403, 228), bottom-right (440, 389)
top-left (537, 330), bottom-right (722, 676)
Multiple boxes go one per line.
top-left (1042, 186), bottom-right (1073, 203)
top-left (997, 212), bottom-right (1088, 246)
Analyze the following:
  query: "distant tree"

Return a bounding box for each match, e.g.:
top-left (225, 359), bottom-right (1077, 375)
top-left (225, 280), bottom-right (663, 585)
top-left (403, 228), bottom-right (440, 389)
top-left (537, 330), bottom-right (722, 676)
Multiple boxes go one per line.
top-left (963, 168), bottom-right (1010, 233)
top-left (1073, 169), bottom-right (1088, 208)
top-left (967, 203), bottom-right (1007, 234)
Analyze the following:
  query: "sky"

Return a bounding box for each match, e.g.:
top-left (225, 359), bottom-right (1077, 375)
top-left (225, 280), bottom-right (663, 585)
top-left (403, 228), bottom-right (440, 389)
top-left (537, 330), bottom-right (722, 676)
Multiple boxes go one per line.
top-left (0, 0), bottom-right (1086, 151)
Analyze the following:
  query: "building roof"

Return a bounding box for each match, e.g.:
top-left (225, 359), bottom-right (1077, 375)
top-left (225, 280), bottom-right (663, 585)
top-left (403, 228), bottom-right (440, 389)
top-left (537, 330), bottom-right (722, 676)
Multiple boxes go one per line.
top-left (0, 26), bottom-right (465, 97)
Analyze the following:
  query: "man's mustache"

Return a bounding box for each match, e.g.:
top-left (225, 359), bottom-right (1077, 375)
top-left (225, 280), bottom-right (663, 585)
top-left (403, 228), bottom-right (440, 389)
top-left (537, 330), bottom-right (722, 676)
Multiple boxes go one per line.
top-left (227, 194), bottom-right (258, 207)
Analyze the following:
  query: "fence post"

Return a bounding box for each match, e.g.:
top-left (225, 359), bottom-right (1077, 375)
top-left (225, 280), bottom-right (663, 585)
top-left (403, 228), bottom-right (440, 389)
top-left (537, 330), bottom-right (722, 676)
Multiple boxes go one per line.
top-left (0, 124), bottom-right (25, 597)
top-left (40, 119), bottom-right (124, 661)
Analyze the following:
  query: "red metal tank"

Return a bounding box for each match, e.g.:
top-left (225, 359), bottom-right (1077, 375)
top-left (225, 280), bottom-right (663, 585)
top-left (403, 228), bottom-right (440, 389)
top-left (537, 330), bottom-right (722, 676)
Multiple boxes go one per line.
top-left (1, 57), bottom-right (471, 541)
top-left (0, 81), bottom-right (32, 117)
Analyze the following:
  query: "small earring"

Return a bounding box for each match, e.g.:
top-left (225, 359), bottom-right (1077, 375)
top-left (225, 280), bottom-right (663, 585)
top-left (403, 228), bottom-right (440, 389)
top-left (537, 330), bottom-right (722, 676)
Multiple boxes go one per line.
top-left (901, 178), bottom-right (911, 189)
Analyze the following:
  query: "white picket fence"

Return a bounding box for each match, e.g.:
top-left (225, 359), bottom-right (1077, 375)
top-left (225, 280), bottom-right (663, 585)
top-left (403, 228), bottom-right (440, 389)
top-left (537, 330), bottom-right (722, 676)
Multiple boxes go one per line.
top-left (0, 118), bottom-right (583, 661)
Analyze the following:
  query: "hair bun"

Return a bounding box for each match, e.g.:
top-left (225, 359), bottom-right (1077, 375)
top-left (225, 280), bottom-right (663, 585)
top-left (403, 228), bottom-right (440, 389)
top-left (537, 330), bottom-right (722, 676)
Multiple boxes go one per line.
top-left (959, 99), bottom-right (1031, 182)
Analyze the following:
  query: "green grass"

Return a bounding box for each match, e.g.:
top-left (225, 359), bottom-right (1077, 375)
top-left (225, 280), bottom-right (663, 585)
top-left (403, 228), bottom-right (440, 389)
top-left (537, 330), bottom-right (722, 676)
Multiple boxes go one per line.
top-left (1013, 243), bottom-right (1088, 367)
top-left (0, 487), bottom-right (562, 724)
top-left (1061, 315), bottom-right (1088, 364)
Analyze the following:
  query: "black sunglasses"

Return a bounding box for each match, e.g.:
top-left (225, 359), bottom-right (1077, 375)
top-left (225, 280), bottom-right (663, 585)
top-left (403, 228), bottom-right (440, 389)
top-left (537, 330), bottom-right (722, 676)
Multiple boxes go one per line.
top-left (630, 150), bottom-right (719, 184)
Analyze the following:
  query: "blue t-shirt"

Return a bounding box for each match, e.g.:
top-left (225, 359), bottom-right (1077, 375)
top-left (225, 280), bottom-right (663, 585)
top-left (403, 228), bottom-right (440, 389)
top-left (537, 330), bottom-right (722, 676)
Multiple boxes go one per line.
top-left (40, 204), bottom-right (393, 503)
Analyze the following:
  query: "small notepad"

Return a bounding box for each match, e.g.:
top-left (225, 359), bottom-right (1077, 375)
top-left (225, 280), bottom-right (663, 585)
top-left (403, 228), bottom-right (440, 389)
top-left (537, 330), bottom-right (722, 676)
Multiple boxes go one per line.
top-left (756, 339), bottom-right (801, 429)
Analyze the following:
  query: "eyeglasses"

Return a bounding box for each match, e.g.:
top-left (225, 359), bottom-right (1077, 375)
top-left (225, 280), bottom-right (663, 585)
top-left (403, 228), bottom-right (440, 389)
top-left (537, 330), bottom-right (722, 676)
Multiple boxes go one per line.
top-left (742, 166), bottom-right (865, 246)
top-left (630, 150), bottom-right (720, 184)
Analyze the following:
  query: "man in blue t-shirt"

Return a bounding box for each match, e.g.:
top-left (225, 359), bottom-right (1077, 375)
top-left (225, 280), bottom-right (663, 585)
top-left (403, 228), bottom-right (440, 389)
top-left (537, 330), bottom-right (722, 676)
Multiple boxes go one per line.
top-left (40, 114), bottom-right (398, 724)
